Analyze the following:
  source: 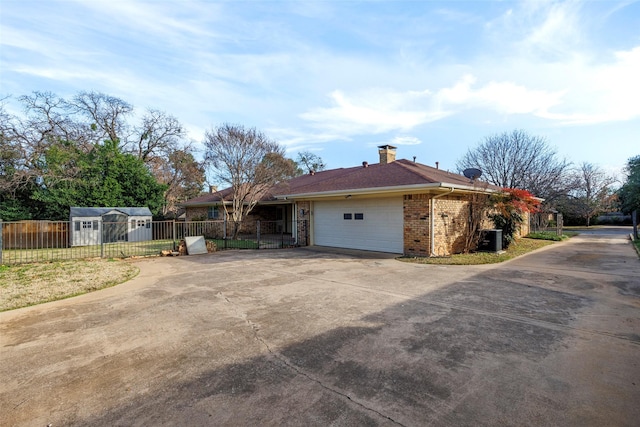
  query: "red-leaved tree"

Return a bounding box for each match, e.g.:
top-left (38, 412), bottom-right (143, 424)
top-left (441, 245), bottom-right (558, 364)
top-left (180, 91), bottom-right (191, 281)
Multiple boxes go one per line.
top-left (490, 188), bottom-right (541, 248)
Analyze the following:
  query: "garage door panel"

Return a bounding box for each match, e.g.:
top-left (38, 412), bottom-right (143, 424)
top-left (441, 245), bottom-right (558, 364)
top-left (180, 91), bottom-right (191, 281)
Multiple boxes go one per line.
top-left (313, 198), bottom-right (403, 253)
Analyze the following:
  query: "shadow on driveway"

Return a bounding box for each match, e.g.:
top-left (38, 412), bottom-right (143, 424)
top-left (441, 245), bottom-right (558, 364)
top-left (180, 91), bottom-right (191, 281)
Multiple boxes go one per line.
top-left (2, 233), bottom-right (639, 426)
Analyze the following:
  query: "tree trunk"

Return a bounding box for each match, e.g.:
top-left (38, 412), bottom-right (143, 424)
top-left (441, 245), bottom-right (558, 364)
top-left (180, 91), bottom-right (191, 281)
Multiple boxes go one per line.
top-left (232, 221), bottom-right (240, 240)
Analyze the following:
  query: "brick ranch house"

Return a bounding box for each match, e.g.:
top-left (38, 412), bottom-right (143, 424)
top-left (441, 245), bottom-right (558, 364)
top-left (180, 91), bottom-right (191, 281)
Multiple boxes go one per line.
top-left (183, 145), bottom-right (529, 256)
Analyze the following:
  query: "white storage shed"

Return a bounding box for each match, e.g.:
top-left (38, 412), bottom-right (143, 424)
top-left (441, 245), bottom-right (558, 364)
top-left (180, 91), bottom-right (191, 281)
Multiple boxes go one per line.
top-left (69, 207), bottom-right (153, 246)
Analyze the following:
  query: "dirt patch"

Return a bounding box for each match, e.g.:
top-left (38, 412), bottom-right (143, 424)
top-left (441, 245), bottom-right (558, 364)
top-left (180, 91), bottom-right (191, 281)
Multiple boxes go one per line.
top-left (0, 259), bottom-right (139, 311)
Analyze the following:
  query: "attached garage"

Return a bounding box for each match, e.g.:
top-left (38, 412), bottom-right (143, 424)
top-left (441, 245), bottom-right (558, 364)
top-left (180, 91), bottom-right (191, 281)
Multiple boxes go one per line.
top-left (313, 197), bottom-right (403, 253)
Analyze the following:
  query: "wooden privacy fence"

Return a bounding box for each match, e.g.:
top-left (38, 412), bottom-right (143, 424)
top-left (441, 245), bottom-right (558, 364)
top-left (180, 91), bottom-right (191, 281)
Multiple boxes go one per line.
top-left (1, 220), bottom-right (70, 249)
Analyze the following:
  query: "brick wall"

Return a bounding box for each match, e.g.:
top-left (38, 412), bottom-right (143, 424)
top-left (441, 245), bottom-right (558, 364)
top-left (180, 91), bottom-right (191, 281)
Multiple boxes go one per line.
top-left (431, 195), bottom-right (470, 256)
top-left (403, 194), bottom-right (431, 256)
top-left (404, 193), bottom-right (493, 257)
top-left (185, 207), bottom-right (208, 221)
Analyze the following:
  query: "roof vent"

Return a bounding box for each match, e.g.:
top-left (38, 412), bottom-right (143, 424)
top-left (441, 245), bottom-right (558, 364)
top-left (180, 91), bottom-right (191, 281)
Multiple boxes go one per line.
top-left (362, 161), bottom-right (369, 168)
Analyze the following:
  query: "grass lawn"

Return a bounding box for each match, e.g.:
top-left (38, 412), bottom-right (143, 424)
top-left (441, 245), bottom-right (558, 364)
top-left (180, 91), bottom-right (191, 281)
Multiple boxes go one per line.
top-left (528, 231), bottom-right (579, 240)
top-left (209, 238), bottom-right (260, 249)
top-left (1, 239), bottom-right (176, 265)
top-left (0, 259), bottom-right (139, 311)
top-left (633, 238), bottom-right (640, 257)
top-left (1, 238), bottom-right (270, 265)
top-left (398, 237), bottom-right (558, 265)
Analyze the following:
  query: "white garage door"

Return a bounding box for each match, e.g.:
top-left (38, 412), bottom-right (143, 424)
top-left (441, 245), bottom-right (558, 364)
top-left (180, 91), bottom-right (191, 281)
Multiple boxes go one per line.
top-left (313, 198), bottom-right (403, 253)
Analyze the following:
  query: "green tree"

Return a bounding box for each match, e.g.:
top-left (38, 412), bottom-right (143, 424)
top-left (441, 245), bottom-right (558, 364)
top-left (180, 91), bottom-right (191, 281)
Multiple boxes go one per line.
top-left (295, 151), bottom-right (326, 174)
top-left (619, 155), bottom-right (640, 239)
top-left (619, 155), bottom-right (640, 214)
top-left (34, 140), bottom-right (167, 219)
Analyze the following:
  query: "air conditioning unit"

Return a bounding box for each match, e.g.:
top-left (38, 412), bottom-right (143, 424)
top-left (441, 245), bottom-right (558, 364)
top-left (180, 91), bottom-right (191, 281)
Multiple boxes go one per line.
top-left (478, 229), bottom-right (503, 252)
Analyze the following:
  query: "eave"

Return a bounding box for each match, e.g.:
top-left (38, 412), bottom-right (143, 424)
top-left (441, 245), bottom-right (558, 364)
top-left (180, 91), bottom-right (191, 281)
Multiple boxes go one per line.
top-left (274, 181), bottom-right (498, 201)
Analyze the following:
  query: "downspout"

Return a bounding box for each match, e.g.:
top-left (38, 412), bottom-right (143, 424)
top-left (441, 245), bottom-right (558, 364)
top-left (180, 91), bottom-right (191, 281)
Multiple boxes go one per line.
top-left (430, 187), bottom-right (455, 257)
top-left (292, 202), bottom-right (297, 244)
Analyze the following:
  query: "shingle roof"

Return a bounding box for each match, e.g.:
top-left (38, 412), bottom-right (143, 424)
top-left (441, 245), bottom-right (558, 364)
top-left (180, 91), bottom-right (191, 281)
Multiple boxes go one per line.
top-left (70, 207), bottom-right (152, 217)
top-left (182, 159), bottom-right (499, 206)
top-left (275, 159), bottom-right (486, 196)
top-left (181, 187), bottom-right (234, 206)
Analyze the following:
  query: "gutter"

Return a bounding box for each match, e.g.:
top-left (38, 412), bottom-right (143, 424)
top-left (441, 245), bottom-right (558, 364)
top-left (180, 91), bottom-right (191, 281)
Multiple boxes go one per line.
top-left (430, 187), bottom-right (455, 257)
top-left (274, 182), bottom-right (497, 201)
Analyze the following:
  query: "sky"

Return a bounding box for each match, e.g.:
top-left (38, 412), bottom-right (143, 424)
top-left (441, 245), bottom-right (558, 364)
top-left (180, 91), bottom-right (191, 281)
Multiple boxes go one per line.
top-left (1, 0), bottom-right (639, 181)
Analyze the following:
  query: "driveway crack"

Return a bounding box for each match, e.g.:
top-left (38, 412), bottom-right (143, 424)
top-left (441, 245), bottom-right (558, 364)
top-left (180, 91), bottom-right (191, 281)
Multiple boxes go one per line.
top-left (220, 292), bottom-right (406, 426)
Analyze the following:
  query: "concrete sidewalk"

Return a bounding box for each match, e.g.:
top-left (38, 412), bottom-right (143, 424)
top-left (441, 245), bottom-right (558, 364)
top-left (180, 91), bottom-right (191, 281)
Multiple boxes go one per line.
top-left (1, 231), bottom-right (639, 426)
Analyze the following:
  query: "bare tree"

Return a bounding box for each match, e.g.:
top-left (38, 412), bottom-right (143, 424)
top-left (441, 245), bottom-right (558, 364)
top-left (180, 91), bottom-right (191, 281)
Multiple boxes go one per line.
top-left (456, 130), bottom-right (572, 205)
top-left (149, 145), bottom-right (205, 218)
top-left (71, 91), bottom-right (132, 144)
top-left (462, 183), bottom-right (491, 253)
top-left (1, 93), bottom-right (84, 193)
top-left (296, 150), bottom-right (326, 174)
top-left (560, 162), bottom-right (617, 226)
top-left (203, 123), bottom-right (296, 238)
top-left (133, 109), bottom-right (185, 162)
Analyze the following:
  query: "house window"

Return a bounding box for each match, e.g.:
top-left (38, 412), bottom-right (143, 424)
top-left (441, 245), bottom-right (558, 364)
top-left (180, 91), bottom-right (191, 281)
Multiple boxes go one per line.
top-left (82, 221), bottom-right (92, 229)
top-left (131, 219), bottom-right (136, 229)
top-left (75, 221), bottom-right (80, 231)
top-left (145, 219), bottom-right (151, 229)
top-left (343, 213), bottom-right (352, 220)
top-left (354, 213), bottom-right (364, 220)
top-left (208, 206), bottom-right (220, 219)
top-left (93, 220), bottom-right (99, 229)
top-left (137, 220), bottom-right (145, 227)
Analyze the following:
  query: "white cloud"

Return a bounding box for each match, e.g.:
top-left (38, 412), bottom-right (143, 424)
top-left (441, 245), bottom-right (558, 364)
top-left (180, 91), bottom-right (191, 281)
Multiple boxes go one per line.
top-left (300, 89), bottom-right (450, 135)
top-left (299, 74), bottom-right (566, 137)
top-left (437, 74), bottom-right (565, 116)
top-left (534, 46), bottom-right (640, 124)
top-left (71, 0), bottom-right (222, 43)
top-left (391, 136), bottom-right (422, 146)
top-left (266, 126), bottom-right (349, 152)
top-left (486, 0), bottom-right (585, 59)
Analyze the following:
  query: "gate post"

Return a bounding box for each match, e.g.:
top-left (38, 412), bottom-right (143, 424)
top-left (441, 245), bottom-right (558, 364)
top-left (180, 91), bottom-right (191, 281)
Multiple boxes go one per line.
top-left (557, 213), bottom-right (563, 237)
top-left (100, 218), bottom-right (104, 258)
top-left (0, 219), bottom-right (3, 264)
top-left (256, 220), bottom-right (261, 249)
top-left (172, 220), bottom-right (176, 250)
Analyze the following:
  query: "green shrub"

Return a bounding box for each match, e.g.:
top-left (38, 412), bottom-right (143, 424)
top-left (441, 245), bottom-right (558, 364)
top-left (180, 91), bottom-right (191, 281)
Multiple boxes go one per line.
top-left (528, 231), bottom-right (568, 241)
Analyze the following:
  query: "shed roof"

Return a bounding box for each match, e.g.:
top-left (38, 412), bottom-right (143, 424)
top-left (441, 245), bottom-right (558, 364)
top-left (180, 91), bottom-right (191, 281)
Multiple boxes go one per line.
top-left (70, 207), bottom-right (153, 217)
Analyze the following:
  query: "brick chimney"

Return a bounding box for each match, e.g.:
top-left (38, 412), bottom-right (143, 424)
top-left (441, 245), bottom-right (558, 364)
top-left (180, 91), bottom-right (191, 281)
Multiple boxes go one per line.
top-left (378, 145), bottom-right (397, 164)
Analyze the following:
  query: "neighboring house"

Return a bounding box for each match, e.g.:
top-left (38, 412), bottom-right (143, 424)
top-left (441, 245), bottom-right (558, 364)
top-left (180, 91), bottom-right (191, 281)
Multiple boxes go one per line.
top-left (183, 146), bottom-right (521, 256)
top-left (69, 207), bottom-right (153, 246)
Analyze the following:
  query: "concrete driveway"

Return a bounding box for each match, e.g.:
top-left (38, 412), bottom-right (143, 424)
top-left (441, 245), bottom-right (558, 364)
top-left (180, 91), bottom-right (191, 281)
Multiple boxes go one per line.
top-left (1, 227), bottom-right (639, 426)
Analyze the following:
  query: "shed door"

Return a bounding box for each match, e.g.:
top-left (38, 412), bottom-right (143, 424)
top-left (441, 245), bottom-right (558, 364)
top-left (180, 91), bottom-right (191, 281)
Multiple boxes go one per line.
top-left (102, 213), bottom-right (128, 243)
top-left (313, 198), bottom-right (403, 253)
